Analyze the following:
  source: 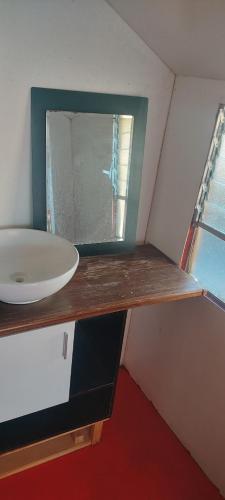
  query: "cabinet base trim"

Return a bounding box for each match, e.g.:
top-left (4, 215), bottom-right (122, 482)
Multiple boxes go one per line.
top-left (0, 420), bottom-right (105, 479)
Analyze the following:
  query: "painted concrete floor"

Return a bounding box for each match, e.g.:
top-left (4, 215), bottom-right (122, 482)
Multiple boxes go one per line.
top-left (0, 368), bottom-right (222, 499)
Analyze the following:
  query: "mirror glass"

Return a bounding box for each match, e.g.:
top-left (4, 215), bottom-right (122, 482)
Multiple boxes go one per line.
top-left (46, 111), bottom-right (134, 244)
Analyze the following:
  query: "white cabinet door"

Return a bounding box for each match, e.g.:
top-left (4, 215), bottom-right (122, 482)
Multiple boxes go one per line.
top-left (0, 321), bottom-right (75, 423)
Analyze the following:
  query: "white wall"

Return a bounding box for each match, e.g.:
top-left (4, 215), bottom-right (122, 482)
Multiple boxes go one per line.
top-left (0, 0), bottom-right (174, 240)
top-left (148, 75), bottom-right (225, 263)
top-left (107, 0), bottom-right (225, 81)
top-left (125, 76), bottom-right (225, 496)
top-left (125, 298), bottom-right (225, 496)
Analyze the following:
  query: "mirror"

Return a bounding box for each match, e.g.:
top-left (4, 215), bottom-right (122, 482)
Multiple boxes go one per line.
top-left (31, 88), bottom-right (148, 255)
top-left (46, 111), bottom-right (133, 244)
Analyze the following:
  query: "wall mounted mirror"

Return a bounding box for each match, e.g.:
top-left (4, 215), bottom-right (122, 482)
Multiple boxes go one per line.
top-left (31, 88), bottom-right (148, 255)
top-left (46, 111), bottom-right (133, 244)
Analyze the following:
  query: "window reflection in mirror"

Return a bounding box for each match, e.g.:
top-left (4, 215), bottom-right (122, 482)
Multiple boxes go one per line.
top-left (46, 111), bottom-right (133, 245)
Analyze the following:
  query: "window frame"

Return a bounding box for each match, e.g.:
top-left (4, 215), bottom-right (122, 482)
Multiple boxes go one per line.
top-left (181, 104), bottom-right (225, 305)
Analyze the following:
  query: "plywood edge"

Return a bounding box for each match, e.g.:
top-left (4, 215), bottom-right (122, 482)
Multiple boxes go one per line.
top-left (0, 420), bottom-right (106, 479)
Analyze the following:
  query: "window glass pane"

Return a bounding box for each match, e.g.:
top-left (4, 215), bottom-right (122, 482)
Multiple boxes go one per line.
top-left (199, 108), bottom-right (225, 234)
top-left (189, 227), bottom-right (225, 301)
top-left (201, 200), bottom-right (225, 234)
top-left (201, 132), bottom-right (225, 233)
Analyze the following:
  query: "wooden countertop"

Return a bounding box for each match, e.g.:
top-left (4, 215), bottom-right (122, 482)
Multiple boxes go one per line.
top-left (0, 244), bottom-right (204, 337)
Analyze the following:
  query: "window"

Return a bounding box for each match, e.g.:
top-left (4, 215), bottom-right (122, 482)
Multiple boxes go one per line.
top-left (185, 105), bottom-right (225, 302)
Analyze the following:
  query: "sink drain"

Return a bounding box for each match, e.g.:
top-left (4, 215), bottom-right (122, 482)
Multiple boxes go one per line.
top-left (11, 273), bottom-right (26, 284)
top-left (15, 276), bottom-right (24, 283)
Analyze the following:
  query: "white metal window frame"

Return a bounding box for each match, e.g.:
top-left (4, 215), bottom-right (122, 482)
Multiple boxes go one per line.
top-left (182, 104), bottom-right (225, 306)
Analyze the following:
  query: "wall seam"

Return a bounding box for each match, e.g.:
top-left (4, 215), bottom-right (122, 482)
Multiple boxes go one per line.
top-left (144, 74), bottom-right (177, 243)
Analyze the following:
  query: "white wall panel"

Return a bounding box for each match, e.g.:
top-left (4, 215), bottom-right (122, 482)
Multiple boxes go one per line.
top-left (126, 76), bottom-right (225, 496)
top-left (0, 0), bottom-right (174, 242)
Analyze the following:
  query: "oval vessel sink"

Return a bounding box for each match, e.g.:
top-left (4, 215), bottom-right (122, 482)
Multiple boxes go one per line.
top-left (0, 229), bottom-right (79, 304)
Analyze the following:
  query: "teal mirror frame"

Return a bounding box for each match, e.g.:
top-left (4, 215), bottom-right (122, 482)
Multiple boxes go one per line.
top-left (31, 87), bottom-right (148, 256)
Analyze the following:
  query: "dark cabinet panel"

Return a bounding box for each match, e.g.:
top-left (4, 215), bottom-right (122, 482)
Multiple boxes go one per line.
top-left (0, 386), bottom-right (113, 454)
top-left (70, 311), bottom-right (126, 397)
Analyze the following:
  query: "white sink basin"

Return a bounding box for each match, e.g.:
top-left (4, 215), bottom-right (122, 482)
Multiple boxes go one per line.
top-left (0, 229), bottom-right (79, 304)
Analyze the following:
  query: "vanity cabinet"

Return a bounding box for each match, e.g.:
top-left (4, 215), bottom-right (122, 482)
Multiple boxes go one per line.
top-left (0, 322), bottom-right (75, 424)
top-left (0, 311), bottom-right (126, 455)
top-left (0, 245), bottom-right (203, 477)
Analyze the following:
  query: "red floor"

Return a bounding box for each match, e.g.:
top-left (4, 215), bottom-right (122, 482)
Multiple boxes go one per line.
top-left (0, 368), bottom-right (222, 500)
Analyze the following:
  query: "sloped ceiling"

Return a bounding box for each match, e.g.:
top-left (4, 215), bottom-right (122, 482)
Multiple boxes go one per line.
top-left (106, 0), bottom-right (225, 80)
